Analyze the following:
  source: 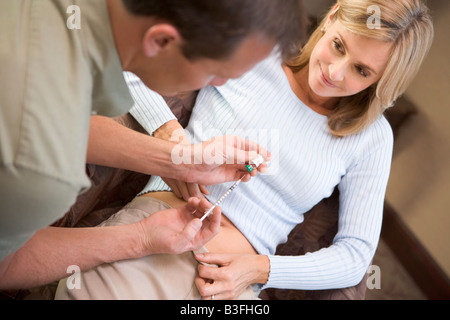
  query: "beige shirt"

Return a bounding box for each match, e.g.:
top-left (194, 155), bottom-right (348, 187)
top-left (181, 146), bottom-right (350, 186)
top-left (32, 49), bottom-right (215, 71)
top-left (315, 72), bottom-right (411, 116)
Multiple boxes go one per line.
top-left (0, 0), bottom-right (133, 260)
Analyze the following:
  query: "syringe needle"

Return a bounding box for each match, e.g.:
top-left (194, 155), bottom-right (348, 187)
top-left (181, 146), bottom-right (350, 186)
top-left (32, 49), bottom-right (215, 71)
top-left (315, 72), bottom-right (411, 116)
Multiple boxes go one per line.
top-left (199, 176), bottom-right (244, 222)
top-left (199, 155), bottom-right (264, 222)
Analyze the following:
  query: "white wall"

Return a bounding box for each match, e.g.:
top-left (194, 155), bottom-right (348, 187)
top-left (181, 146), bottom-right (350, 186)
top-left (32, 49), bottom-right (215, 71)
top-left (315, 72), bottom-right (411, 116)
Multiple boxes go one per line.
top-left (386, 0), bottom-right (450, 276)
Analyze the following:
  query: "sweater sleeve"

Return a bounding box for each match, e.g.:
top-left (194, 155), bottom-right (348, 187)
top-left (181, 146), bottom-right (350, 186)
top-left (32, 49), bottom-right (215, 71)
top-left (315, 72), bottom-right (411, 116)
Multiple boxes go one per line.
top-left (264, 120), bottom-right (394, 290)
top-left (124, 72), bottom-right (176, 135)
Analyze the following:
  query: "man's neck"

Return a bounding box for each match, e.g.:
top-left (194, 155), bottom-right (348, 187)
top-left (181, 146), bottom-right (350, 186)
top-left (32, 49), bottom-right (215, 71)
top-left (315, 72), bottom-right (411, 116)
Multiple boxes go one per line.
top-left (105, 0), bottom-right (151, 71)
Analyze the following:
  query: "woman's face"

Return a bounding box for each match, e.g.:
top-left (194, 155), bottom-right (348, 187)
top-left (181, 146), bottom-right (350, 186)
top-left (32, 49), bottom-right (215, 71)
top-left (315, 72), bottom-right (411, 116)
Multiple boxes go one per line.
top-left (308, 20), bottom-right (392, 99)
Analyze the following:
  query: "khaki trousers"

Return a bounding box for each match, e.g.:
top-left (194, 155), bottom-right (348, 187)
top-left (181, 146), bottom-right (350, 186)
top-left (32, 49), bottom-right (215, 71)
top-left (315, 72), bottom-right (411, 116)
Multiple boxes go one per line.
top-left (55, 197), bottom-right (258, 300)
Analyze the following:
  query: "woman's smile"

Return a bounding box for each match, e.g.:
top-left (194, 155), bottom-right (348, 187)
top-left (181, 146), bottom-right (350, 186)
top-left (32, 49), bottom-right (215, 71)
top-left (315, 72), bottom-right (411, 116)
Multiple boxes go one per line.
top-left (320, 66), bottom-right (339, 89)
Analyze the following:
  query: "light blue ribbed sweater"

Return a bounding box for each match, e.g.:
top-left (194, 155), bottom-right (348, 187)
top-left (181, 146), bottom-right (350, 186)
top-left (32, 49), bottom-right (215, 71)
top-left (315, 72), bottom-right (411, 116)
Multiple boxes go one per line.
top-left (126, 52), bottom-right (393, 290)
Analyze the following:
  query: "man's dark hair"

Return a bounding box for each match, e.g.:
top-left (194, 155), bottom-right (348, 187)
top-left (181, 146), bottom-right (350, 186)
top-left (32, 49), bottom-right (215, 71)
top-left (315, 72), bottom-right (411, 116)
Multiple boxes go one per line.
top-left (122, 0), bottom-right (305, 60)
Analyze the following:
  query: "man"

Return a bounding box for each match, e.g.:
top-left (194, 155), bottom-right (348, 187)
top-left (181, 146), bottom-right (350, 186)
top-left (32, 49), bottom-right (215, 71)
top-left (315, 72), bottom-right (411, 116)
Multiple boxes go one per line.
top-left (0, 0), bottom-right (304, 290)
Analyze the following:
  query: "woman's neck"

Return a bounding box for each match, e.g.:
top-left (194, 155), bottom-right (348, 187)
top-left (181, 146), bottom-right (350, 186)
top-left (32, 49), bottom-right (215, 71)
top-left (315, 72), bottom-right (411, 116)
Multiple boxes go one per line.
top-left (283, 64), bottom-right (339, 116)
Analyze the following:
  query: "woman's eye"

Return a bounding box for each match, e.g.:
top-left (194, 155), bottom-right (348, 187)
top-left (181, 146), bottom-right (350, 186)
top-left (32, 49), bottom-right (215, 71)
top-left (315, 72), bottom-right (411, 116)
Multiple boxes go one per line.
top-left (357, 66), bottom-right (368, 78)
top-left (333, 40), bottom-right (344, 53)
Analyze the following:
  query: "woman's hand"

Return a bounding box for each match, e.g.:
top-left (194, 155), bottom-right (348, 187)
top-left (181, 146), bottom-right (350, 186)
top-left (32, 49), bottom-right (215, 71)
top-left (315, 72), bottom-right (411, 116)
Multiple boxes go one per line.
top-left (163, 177), bottom-right (210, 201)
top-left (135, 197), bottom-right (221, 255)
top-left (194, 253), bottom-right (270, 300)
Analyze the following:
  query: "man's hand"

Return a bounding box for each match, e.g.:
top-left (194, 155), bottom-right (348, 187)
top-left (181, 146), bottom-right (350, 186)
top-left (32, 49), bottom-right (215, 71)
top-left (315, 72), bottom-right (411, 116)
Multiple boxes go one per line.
top-left (135, 197), bottom-right (221, 255)
top-left (155, 120), bottom-right (210, 200)
top-left (173, 135), bottom-right (271, 185)
top-left (156, 121), bottom-right (270, 198)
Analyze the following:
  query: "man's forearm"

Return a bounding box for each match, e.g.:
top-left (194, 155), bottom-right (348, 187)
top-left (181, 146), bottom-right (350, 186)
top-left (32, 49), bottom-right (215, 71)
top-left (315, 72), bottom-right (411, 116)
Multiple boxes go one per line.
top-left (88, 115), bottom-right (267, 186)
top-left (0, 224), bottom-right (142, 290)
top-left (87, 115), bottom-right (183, 178)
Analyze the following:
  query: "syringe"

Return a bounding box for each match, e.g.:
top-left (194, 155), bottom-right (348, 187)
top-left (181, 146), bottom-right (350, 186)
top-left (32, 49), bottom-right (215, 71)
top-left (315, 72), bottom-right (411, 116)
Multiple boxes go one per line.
top-left (199, 155), bottom-right (264, 222)
top-left (200, 176), bottom-right (244, 221)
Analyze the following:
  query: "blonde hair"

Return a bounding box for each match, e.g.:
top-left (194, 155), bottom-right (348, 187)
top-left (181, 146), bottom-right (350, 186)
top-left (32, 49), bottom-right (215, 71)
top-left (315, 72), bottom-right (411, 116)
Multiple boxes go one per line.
top-left (287, 0), bottom-right (434, 137)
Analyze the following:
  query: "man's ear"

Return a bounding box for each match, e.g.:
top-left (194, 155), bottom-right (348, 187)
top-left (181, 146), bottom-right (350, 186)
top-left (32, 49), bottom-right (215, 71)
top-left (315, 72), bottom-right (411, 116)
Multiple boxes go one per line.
top-left (142, 24), bottom-right (181, 58)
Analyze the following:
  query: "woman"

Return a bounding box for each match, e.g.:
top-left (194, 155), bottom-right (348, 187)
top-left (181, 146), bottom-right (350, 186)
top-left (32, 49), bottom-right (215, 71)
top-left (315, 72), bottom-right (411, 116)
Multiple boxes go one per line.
top-left (56, 0), bottom-right (433, 300)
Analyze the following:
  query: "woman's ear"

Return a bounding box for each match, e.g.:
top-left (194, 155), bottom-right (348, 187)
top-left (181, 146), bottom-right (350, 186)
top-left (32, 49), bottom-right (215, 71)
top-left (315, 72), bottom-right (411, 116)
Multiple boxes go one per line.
top-left (142, 24), bottom-right (181, 58)
top-left (323, 4), bottom-right (340, 31)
